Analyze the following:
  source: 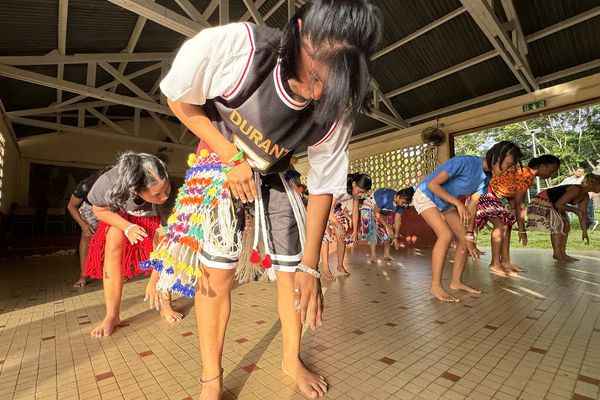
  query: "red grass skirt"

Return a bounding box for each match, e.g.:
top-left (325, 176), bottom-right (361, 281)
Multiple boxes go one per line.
top-left (84, 214), bottom-right (161, 279)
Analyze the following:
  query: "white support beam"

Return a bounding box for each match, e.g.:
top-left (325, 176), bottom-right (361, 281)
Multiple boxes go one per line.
top-left (77, 105), bottom-right (85, 127)
top-left (57, 0), bottom-right (69, 126)
top-left (239, 0), bottom-right (267, 22)
top-left (10, 116), bottom-right (194, 151)
top-left (86, 106), bottom-right (131, 135)
top-left (133, 108), bottom-right (141, 136)
top-left (50, 62), bottom-right (163, 110)
top-left (219, 0), bottom-right (229, 26)
top-left (461, 0), bottom-right (538, 92)
top-left (369, 80), bottom-right (406, 125)
top-left (371, 6), bottom-right (467, 61)
top-left (365, 110), bottom-right (407, 130)
top-left (86, 62), bottom-right (97, 87)
top-left (242, 0), bottom-right (265, 25)
top-left (386, 50), bottom-right (497, 98)
top-left (175, 0), bottom-right (211, 26)
top-left (525, 5), bottom-right (600, 43)
top-left (0, 52), bottom-right (173, 65)
top-left (287, 0), bottom-right (295, 19)
top-left (203, 0), bottom-right (220, 21)
top-left (105, 0), bottom-right (206, 36)
top-left (0, 64), bottom-right (171, 115)
top-left (263, 0), bottom-right (285, 21)
top-left (148, 112), bottom-right (179, 143)
top-left (98, 61), bottom-right (155, 101)
top-left (178, 124), bottom-right (188, 143)
top-left (7, 100), bottom-right (115, 117)
top-left (406, 57), bottom-right (600, 126)
top-left (500, 0), bottom-right (528, 56)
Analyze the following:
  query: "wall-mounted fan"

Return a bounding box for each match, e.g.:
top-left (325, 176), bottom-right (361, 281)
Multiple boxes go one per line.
top-left (421, 126), bottom-right (446, 146)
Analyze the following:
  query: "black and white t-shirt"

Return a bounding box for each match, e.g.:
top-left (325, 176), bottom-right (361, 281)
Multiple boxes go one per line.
top-left (160, 22), bottom-right (351, 198)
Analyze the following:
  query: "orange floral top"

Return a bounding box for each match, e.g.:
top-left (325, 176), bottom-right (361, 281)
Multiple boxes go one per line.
top-left (489, 166), bottom-right (535, 199)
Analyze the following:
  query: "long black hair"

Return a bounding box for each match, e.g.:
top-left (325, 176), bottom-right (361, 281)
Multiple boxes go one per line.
top-left (485, 141), bottom-right (523, 171)
top-left (279, 0), bottom-right (382, 126)
top-left (396, 187), bottom-right (415, 204)
top-left (347, 173), bottom-right (372, 194)
top-left (528, 154), bottom-right (560, 169)
top-left (106, 152), bottom-right (169, 212)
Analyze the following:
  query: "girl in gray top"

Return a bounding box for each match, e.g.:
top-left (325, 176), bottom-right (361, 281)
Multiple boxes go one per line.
top-left (84, 152), bottom-right (178, 337)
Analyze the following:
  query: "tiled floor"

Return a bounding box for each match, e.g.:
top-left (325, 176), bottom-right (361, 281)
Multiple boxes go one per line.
top-left (1, 245), bottom-right (599, 400)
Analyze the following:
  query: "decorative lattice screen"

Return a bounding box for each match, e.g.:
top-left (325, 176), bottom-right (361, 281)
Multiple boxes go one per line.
top-left (349, 143), bottom-right (438, 190)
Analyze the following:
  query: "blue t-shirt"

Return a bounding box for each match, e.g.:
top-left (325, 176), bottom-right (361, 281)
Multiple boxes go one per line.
top-left (417, 155), bottom-right (490, 212)
top-left (373, 188), bottom-right (405, 214)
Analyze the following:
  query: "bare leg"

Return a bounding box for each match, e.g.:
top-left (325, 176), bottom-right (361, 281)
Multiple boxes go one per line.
top-left (196, 266), bottom-right (235, 400)
top-left (502, 226), bottom-right (525, 272)
top-left (560, 218), bottom-right (578, 261)
top-left (419, 208), bottom-right (457, 302)
top-left (445, 211), bottom-right (481, 294)
top-left (74, 233), bottom-right (90, 287)
top-left (368, 243), bottom-right (380, 263)
top-left (91, 226), bottom-right (124, 337)
top-left (383, 242), bottom-right (394, 260)
top-left (488, 218), bottom-right (510, 275)
top-left (551, 233), bottom-right (569, 262)
top-left (320, 243), bottom-right (335, 280)
top-left (277, 271), bottom-right (328, 398)
top-left (335, 237), bottom-right (350, 276)
top-left (160, 291), bottom-right (183, 321)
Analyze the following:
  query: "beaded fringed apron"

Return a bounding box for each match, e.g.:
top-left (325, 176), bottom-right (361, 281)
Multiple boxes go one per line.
top-left (141, 148), bottom-right (307, 298)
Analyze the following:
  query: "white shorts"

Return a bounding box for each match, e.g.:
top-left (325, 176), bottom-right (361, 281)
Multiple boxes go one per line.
top-left (412, 188), bottom-right (438, 215)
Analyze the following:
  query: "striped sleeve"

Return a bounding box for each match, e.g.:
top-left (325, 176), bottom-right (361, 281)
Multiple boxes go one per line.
top-left (306, 118), bottom-right (353, 197)
top-left (160, 23), bottom-right (255, 105)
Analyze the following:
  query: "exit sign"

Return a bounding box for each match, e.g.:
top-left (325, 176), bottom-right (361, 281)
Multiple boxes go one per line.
top-left (523, 100), bottom-right (546, 112)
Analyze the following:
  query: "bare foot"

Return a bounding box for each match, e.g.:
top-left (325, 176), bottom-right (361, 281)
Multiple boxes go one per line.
top-left (336, 265), bottom-right (350, 277)
top-left (493, 264), bottom-right (518, 277)
top-left (199, 370), bottom-right (223, 400)
top-left (429, 285), bottom-right (458, 302)
top-left (90, 316), bottom-right (120, 338)
top-left (367, 257), bottom-right (381, 264)
top-left (383, 255), bottom-right (395, 260)
top-left (160, 302), bottom-right (183, 322)
top-left (553, 255), bottom-right (572, 263)
top-left (321, 267), bottom-right (336, 281)
top-left (282, 360), bottom-right (327, 399)
top-left (566, 255), bottom-right (579, 261)
top-left (506, 263), bottom-right (527, 273)
top-left (73, 277), bottom-right (88, 288)
top-left (449, 282), bottom-right (481, 294)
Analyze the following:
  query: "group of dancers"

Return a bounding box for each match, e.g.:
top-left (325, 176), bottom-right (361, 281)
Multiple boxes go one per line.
top-left (61, 1), bottom-right (600, 399)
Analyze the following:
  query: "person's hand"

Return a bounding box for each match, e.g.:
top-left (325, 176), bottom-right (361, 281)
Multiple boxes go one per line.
top-left (350, 232), bottom-right (358, 244)
top-left (124, 224), bottom-right (147, 245)
top-left (294, 270), bottom-right (324, 331)
top-left (456, 203), bottom-right (470, 227)
top-left (518, 231), bottom-right (528, 246)
top-left (582, 232), bottom-right (590, 245)
top-left (392, 237), bottom-right (401, 250)
top-left (81, 223), bottom-right (95, 239)
top-left (226, 161), bottom-right (257, 203)
top-left (333, 222), bottom-right (345, 239)
top-left (465, 240), bottom-right (480, 261)
top-left (385, 226), bottom-right (394, 239)
top-left (144, 279), bottom-right (163, 310)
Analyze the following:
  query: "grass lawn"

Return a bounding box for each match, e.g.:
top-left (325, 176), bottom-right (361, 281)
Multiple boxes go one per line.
top-left (476, 226), bottom-right (600, 251)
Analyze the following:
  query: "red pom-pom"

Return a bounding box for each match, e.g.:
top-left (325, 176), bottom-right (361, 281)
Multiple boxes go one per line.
top-left (262, 254), bottom-right (272, 269)
top-left (250, 249), bottom-right (261, 264)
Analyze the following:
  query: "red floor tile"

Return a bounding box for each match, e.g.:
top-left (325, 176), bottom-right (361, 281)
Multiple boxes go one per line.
top-left (441, 372), bottom-right (461, 382)
top-left (95, 371), bottom-right (114, 381)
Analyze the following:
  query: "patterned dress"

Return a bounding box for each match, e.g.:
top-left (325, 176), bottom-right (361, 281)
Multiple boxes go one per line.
top-left (358, 194), bottom-right (396, 245)
top-left (472, 167), bottom-right (535, 228)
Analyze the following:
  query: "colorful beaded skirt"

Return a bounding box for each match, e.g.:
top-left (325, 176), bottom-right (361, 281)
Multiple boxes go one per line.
top-left (140, 149), bottom-right (241, 298)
